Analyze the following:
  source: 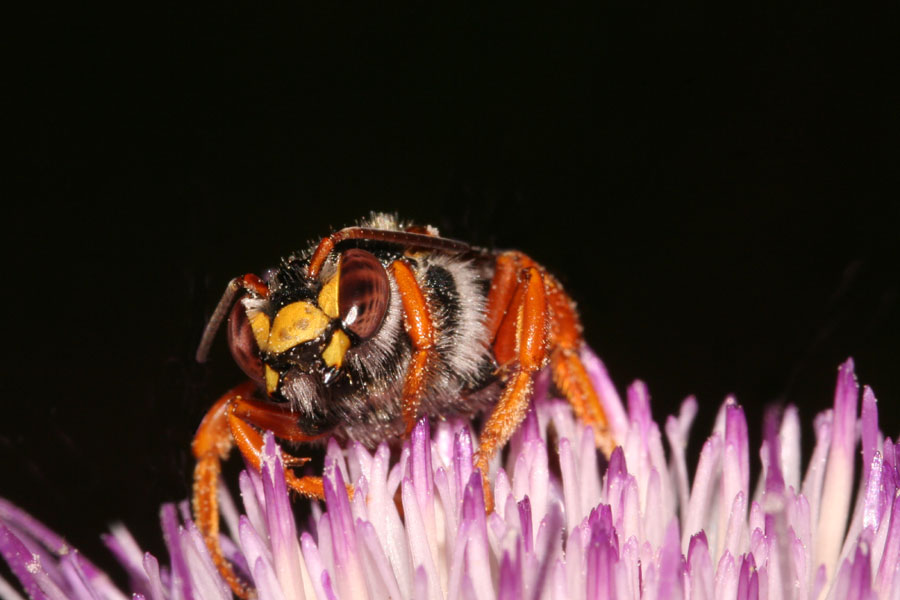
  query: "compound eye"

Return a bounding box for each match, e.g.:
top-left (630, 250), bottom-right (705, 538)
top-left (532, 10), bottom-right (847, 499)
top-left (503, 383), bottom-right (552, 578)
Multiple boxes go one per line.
top-left (227, 299), bottom-right (265, 382)
top-left (338, 249), bottom-right (390, 340)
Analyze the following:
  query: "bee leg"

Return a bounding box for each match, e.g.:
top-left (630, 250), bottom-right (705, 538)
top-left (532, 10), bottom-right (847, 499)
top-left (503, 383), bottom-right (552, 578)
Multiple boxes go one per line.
top-left (544, 279), bottom-right (616, 456)
top-left (484, 251), bottom-right (537, 344)
top-left (226, 410), bottom-right (326, 499)
top-left (390, 259), bottom-right (437, 435)
top-left (475, 266), bottom-right (549, 512)
top-left (192, 382), bottom-right (257, 599)
top-left (193, 385), bottom-right (330, 599)
top-left (229, 395), bottom-right (326, 443)
top-left (486, 253), bottom-right (616, 456)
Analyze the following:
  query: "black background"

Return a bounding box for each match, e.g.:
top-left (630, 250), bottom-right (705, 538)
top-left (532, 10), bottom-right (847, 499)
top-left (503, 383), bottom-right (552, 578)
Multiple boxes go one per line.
top-left (6, 2), bottom-right (899, 582)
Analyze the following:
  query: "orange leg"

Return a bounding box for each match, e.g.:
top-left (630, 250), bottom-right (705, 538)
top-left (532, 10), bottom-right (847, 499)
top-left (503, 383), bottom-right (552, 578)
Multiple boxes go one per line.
top-left (390, 260), bottom-right (437, 434)
top-left (192, 383), bottom-right (324, 599)
top-left (486, 252), bottom-right (615, 452)
top-left (230, 395), bottom-right (325, 444)
top-left (227, 412), bottom-right (326, 498)
top-left (484, 251), bottom-right (538, 343)
top-left (544, 277), bottom-right (614, 455)
top-left (484, 252), bottom-right (521, 342)
top-left (475, 266), bottom-right (549, 511)
top-left (192, 383), bottom-right (255, 599)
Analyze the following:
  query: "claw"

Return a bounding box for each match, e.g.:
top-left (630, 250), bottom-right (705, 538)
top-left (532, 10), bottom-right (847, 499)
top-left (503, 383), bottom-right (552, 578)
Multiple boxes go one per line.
top-left (473, 452), bottom-right (495, 513)
top-left (281, 453), bottom-right (311, 468)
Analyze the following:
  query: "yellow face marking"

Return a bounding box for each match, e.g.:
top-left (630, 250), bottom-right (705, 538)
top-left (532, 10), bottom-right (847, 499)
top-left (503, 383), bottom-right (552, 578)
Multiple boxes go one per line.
top-left (318, 273), bottom-right (340, 319)
top-left (268, 301), bottom-right (330, 354)
top-left (322, 329), bottom-right (350, 368)
top-left (265, 365), bottom-right (279, 395)
top-left (249, 312), bottom-right (270, 351)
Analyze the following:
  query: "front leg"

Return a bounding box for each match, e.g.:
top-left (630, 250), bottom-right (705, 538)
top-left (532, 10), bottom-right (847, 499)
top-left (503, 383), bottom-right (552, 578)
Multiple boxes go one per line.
top-left (192, 384), bottom-right (324, 599)
top-left (226, 406), bottom-right (326, 499)
top-left (192, 383), bottom-right (257, 599)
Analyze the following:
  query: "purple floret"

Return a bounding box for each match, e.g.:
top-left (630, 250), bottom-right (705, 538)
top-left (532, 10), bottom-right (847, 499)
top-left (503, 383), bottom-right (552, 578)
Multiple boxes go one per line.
top-left (2, 350), bottom-right (899, 599)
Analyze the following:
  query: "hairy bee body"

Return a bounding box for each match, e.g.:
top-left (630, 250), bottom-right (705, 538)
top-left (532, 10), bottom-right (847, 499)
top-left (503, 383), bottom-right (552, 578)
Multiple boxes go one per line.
top-left (274, 216), bottom-right (499, 446)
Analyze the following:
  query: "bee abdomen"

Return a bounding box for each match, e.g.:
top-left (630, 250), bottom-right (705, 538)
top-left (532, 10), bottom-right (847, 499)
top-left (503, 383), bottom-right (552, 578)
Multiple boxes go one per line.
top-left (418, 255), bottom-right (494, 411)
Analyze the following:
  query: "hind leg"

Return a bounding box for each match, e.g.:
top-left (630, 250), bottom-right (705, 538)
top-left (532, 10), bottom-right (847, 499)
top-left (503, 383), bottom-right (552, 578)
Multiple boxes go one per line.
top-left (544, 276), bottom-right (615, 455)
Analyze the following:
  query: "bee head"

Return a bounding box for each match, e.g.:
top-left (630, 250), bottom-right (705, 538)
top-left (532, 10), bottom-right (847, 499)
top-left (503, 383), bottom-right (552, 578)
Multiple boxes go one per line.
top-left (226, 248), bottom-right (390, 401)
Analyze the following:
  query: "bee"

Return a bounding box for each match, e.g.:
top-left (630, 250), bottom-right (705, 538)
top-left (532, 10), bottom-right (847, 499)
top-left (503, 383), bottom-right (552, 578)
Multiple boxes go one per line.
top-left (192, 214), bottom-right (614, 598)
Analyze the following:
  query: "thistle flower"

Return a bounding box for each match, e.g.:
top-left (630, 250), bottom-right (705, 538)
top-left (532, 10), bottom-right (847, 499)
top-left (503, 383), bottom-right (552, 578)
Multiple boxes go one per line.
top-left (2, 350), bottom-right (898, 599)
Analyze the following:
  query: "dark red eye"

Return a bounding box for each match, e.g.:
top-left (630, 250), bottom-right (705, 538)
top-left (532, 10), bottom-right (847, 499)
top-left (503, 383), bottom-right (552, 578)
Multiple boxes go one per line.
top-left (227, 299), bottom-right (265, 381)
top-left (338, 249), bottom-right (390, 340)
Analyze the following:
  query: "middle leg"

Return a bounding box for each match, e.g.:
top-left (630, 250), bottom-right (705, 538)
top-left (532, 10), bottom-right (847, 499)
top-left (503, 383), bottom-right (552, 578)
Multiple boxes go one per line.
top-left (474, 266), bottom-right (549, 511)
